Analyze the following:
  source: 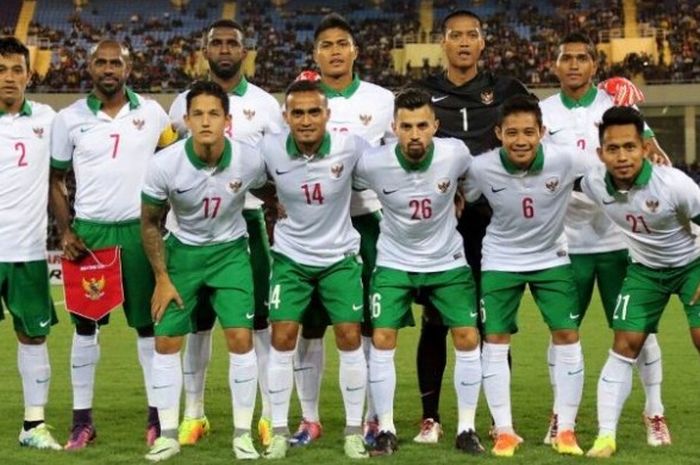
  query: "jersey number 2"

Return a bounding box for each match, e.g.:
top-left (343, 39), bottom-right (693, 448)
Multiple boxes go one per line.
top-left (15, 142), bottom-right (27, 167)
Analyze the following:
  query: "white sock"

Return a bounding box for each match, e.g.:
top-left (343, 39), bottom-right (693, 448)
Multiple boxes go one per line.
top-left (183, 330), bottom-right (212, 419)
top-left (454, 347), bottom-right (481, 433)
top-left (268, 347), bottom-right (294, 430)
top-left (361, 335), bottom-right (376, 421)
top-left (254, 328), bottom-right (272, 419)
top-left (547, 339), bottom-right (557, 414)
top-left (597, 350), bottom-right (635, 437)
top-left (553, 342), bottom-right (584, 431)
top-left (230, 349), bottom-right (257, 432)
top-left (482, 342), bottom-right (512, 431)
top-left (339, 347), bottom-right (367, 429)
top-left (636, 334), bottom-right (664, 417)
top-left (137, 336), bottom-right (156, 407)
top-left (152, 352), bottom-right (183, 434)
top-left (71, 331), bottom-right (100, 410)
top-left (368, 346), bottom-right (396, 434)
top-left (293, 336), bottom-right (324, 422)
top-left (18, 342), bottom-right (50, 421)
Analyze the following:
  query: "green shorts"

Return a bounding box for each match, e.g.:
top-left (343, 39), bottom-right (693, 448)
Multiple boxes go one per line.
top-left (0, 261), bottom-right (58, 337)
top-left (612, 258), bottom-right (700, 333)
top-left (268, 252), bottom-right (363, 325)
top-left (480, 265), bottom-right (580, 335)
top-left (192, 208), bottom-right (272, 332)
top-left (156, 235), bottom-right (255, 337)
top-left (73, 219), bottom-right (153, 329)
top-left (300, 211), bottom-right (381, 329)
top-left (570, 249), bottom-right (628, 326)
top-left (370, 266), bottom-right (476, 329)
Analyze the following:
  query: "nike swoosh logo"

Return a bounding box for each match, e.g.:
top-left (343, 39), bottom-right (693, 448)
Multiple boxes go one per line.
top-left (293, 366), bottom-right (313, 372)
top-left (644, 358), bottom-right (661, 366)
top-left (569, 313), bottom-right (580, 319)
top-left (469, 311), bottom-right (478, 318)
top-left (603, 199), bottom-right (616, 205)
top-left (431, 96), bottom-right (448, 103)
top-left (149, 446), bottom-right (173, 455)
top-left (460, 380), bottom-right (480, 386)
top-left (567, 368), bottom-right (584, 376)
top-left (269, 387), bottom-right (289, 394)
top-left (601, 377), bottom-right (623, 384)
top-left (346, 385), bottom-right (364, 392)
top-left (368, 379), bottom-right (385, 384)
top-left (234, 377), bottom-right (256, 384)
top-left (382, 188), bottom-right (399, 195)
top-left (490, 186), bottom-right (506, 193)
top-left (275, 168), bottom-right (292, 175)
top-left (153, 384), bottom-right (173, 390)
top-left (183, 371), bottom-right (196, 375)
top-left (176, 187), bottom-right (196, 194)
top-left (246, 312), bottom-right (255, 319)
top-left (36, 378), bottom-right (50, 384)
top-left (482, 373), bottom-right (497, 379)
top-left (352, 304), bottom-right (363, 311)
top-left (39, 319), bottom-right (51, 328)
top-left (71, 362), bottom-right (94, 369)
top-left (548, 129), bottom-right (564, 135)
top-left (80, 127), bottom-right (90, 133)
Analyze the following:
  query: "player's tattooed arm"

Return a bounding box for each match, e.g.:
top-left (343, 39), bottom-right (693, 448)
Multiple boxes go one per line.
top-left (141, 202), bottom-right (183, 323)
top-left (49, 167), bottom-right (87, 260)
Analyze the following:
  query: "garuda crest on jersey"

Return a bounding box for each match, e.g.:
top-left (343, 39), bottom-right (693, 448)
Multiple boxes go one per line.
top-left (359, 114), bottom-right (372, 126)
top-left (644, 198), bottom-right (660, 213)
top-left (330, 162), bottom-right (344, 179)
top-left (33, 127), bottom-right (44, 139)
top-left (243, 109), bottom-right (256, 121)
top-left (82, 276), bottom-right (106, 301)
top-left (545, 177), bottom-right (560, 193)
top-left (480, 89), bottom-right (495, 105)
top-left (132, 118), bottom-right (145, 130)
top-left (228, 178), bottom-right (243, 193)
top-left (436, 178), bottom-right (451, 194)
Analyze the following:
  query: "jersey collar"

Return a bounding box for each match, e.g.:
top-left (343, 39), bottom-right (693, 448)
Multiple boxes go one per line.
top-left (185, 137), bottom-right (232, 171)
top-left (87, 87), bottom-right (140, 115)
top-left (0, 100), bottom-right (32, 117)
top-left (604, 159), bottom-right (652, 195)
top-left (559, 85), bottom-right (597, 109)
top-left (394, 143), bottom-right (434, 172)
top-left (319, 74), bottom-right (361, 99)
top-left (228, 76), bottom-right (249, 96)
top-left (499, 145), bottom-right (544, 174)
top-left (286, 132), bottom-right (331, 159)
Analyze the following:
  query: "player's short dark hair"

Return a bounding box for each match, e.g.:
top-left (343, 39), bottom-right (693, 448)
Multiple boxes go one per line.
top-left (559, 32), bottom-right (597, 61)
top-left (314, 13), bottom-right (353, 42)
top-left (186, 80), bottom-right (229, 115)
top-left (498, 95), bottom-right (542, 127)
top-left (285, 79), bottom-right (324, 98)
top-left (598, 106), bottom-right (645, 143)
top-left (0, 36), bottom-right (30, 70)
top-left (394, 88), bottom-right (433, 115)
top-left (206, 19), bottom-right (244, 41)
top-left (440, 9), bottom-right (483, 33)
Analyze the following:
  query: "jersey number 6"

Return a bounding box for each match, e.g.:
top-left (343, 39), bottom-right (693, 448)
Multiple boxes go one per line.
top-left (522, 197), bottom-right (535, 218)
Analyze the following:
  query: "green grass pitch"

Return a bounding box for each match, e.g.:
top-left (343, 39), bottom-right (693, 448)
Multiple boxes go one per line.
top-left (0, 286), bottom-right (699, 464)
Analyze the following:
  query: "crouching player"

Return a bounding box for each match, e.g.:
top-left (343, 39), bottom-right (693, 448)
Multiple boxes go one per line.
top-left (140, 81), bottom-right (267, 461)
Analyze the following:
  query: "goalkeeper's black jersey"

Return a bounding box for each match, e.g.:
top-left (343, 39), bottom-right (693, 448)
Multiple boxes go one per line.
top-left (414, 71), bottom-right (532, 156)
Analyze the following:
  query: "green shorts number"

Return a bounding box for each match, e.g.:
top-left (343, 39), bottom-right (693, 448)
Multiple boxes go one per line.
top-left (612, 258), bottom-right (700, 333)
top-left (155, 235), bottom-right (255, 337)
top-left (72, 219), bottom-right (153, 329)
top-left (370, 266), bottom-right (477, 329)
top-left (480, 265), bottom-right (580, 335)
top-left (268, 252), bottom-right (363, 325)
top-left (570, 249), bottom-right (628, 326)
top-left (0, 261), bottom-right (57, 337)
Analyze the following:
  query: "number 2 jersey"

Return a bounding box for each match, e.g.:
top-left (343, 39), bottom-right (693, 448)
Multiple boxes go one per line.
top-left (353, 137), bottom-right (472, 272)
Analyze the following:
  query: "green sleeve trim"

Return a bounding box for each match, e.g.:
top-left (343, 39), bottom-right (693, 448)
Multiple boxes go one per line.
top-left (50, 158), bottom-right (71, 170)
top-left (692, 215), bottom-right (700, 226)
top-left (141, 192), bottom-right (167, 206)
top-left (643, 128), bottom-right (655, 139)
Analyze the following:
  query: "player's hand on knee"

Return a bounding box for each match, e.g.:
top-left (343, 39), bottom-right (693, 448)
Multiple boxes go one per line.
top-left (61, 229), bottom-right (88, 260)
top-left (151, 278), bottom-right (184, 324)
top-left (598, 77), bottom-right (645, 106)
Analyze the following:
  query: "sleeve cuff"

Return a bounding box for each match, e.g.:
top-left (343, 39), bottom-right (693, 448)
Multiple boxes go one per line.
top-left (50, 158), bottom-right (71, 170)
top-left (141, 192), bottom-right (167, 206)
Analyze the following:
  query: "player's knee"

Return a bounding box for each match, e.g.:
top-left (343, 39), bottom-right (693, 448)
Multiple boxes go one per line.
top-left (690, 329), bottom-right (700, 353)
top-left (225, 329), bottom-right (253, 354)
top-left (16, 332), bottom-right (45, 345)
top-left (136, 325), bottom-right (155, 338)
top-left (155, 336), bottom-right (183, 354)
top-left (451, 327), bottom-right (479, 351)
top-left (371, 329), bottom-right (396, 350)
top-left (612, 331), bottom-right (645, 358)
top-left (301, 324), bottom-right (326, 339)
top-left (551, 329), bottom-right (579, 345)
top-left (271, 323), bottom-right (299, 351)
top-left (334, 323), bottom-right (362, 351)
top-left (75, 321), bottom-right (97, 336)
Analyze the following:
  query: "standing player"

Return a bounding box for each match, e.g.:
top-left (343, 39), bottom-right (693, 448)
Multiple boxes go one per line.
top-left (141, 81), bottom-right (267, 462)
top-left (0, 37), bottom-right (61, 450)
top-left (463, 96), bottom-right (586, 457)
top-left (49, 40), bottom-right (173, 449)
top-left (168, 19), bottom-right (283, 447)
top-left (540, 32), bottom-right (671, 446)
top-left (291, 13), bottom-right (394, 446)
top-left (355, 89), bottom-right (484, 456)
top-left (583, 107), bottom-right (700, 458)
top-left (261, 80), bottom-right (369, 459)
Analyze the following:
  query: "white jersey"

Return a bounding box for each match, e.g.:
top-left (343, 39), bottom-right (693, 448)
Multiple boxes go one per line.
top-left (463, 143), bottom-right (585, 272)
top-left (51, 89), bottom-right (170, 222)
top-left (142, 138), bottom-right (267, 246)
top-left (0, 101), bottom-right (55, 262)
top-left (169, 77), bottom-right (283, 210)
top-left (541, 86), bottom-right (653, 254)
top-left (262, 131), bottom-right (367, 266)
top-left (354, 138), bottom-right (471, 272)
top-left (582, 161), bottom-right (700, 268)
top-left (321, 76), bottom-right (394, 216)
